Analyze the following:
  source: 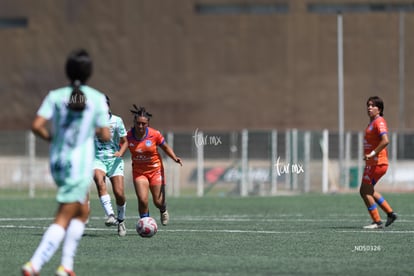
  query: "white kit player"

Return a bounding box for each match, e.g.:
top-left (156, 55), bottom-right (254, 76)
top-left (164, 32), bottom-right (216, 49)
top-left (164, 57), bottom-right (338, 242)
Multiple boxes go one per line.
top-left (93, 95), bottom-right (128, 237)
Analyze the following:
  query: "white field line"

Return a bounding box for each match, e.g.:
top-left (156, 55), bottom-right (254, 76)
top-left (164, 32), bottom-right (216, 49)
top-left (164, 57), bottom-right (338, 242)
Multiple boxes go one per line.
top-left (0, 215), bottom-right (413, 223)
top-left (0, 217), bottom-right (388, 223)
top-left (336, 230), bottom-right (414, 234)
top-left (0, 224), bottom-right (309, 234)
top-left (1, 224), bottom-right (414, 234)
top-left (0, 215), bottom-right (413, 234)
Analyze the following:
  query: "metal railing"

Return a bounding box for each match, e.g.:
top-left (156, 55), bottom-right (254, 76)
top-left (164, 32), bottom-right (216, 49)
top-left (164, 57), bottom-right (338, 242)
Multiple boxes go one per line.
top-left (1, 129), bottom-right (414, 197)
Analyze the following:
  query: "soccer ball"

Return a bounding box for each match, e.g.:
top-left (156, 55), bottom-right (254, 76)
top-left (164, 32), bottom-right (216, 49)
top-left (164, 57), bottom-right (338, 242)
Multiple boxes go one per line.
top-left (136, 217), bottom-right (158, 238)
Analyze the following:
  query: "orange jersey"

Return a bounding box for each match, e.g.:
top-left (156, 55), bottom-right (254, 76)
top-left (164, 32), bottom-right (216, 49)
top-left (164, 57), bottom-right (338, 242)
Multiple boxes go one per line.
top-left (364, 116), bottom-right (388, 166)
top-left (127, 127), bottom-right (165, 173)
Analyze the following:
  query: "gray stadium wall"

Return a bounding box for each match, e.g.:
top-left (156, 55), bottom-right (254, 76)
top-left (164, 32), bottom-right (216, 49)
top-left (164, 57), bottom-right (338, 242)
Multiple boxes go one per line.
top-left (0, 0), bottom-right (413, 132)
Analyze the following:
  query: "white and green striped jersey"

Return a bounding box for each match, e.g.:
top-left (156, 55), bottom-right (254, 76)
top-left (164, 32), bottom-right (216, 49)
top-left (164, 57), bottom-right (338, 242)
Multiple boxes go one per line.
top-left (94, 114), bottom-right (127, 160)
top-left (37, 85), bottom-right (109, 183)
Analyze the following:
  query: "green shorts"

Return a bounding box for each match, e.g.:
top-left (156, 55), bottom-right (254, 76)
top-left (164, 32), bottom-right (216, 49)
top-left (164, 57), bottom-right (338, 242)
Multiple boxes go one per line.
top-left (54, 177), bottom-right (90, 204)
top-left (93, 157), bottom-right (124, 178)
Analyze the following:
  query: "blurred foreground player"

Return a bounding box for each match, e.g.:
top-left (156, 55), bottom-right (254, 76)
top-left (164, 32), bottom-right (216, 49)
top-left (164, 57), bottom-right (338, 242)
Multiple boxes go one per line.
top-left (22, 49), bottom-right (111, 276)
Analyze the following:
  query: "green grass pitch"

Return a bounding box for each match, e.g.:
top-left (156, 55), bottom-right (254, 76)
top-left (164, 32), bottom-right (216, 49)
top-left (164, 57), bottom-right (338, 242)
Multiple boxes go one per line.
top-left (1, 192), bottom-right (413, 275)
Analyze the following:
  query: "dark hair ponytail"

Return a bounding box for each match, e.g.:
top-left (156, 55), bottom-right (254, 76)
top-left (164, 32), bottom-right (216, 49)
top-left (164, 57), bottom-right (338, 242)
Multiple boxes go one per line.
top-left (68, 80), bottom-right (86, 111)
top-left (65, 49), bottom-right (92, 111)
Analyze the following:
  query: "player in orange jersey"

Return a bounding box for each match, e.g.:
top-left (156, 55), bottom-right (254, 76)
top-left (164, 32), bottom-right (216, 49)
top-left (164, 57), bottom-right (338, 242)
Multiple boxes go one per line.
top-left (360, 96), bottom-right (397, 229)
top-left (127, 105), bottom-right (182, 226)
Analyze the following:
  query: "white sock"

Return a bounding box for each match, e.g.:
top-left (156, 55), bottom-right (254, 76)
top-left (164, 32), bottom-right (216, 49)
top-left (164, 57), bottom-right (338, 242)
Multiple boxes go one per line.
top-left (61, 219), bottom-right (85, 271)
top-left (30, 224), bottom-right (66, 272)
top-left (100, 194), bottom-right (114, 217)
top-left (117, 202), bottom-right (127, 221)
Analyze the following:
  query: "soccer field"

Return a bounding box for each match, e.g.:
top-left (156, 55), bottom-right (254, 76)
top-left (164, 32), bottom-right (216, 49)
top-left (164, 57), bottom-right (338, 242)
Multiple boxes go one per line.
top-left (1, 193), bottom-right (413, 275)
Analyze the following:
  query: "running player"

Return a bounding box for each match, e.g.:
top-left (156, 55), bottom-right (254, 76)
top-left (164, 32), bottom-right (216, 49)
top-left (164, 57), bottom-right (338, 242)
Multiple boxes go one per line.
top-left (360, 96), bottom-right (397, 229)
top-left (127, 105), bottom-right (182, 226)
top-left (22, 49), bottom-right (111, 276)
top-left (93, 95), bottom-right (128, 236)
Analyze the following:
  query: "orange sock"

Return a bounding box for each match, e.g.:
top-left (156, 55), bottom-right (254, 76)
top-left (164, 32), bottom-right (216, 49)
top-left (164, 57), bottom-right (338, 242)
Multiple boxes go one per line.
top-left (376, 197), bottom-right (393, 214)
top-left (368, 204), bottom-right (381, 222)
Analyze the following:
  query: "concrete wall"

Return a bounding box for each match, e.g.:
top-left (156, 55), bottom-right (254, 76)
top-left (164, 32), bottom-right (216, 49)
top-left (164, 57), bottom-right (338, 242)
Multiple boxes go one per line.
top-left (1, 0), bottom-right (414, 132)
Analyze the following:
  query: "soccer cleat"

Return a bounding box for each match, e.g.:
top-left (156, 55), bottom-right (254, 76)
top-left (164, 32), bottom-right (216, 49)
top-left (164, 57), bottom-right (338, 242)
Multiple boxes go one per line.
top-left (363, 221), bottom-right (384, 229)
top-left (105, 214), bottom-right (118, 227)
top-left (21, 262), bottom-right (39, 276)
top-left (118, 221), bottom-right (127, 237)
top-left (385, 212), bottom-right (398, 227)
top-left (55, 265), bottom-right (76, 276)
top-left (160, 210), bottom-right (169, 226)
